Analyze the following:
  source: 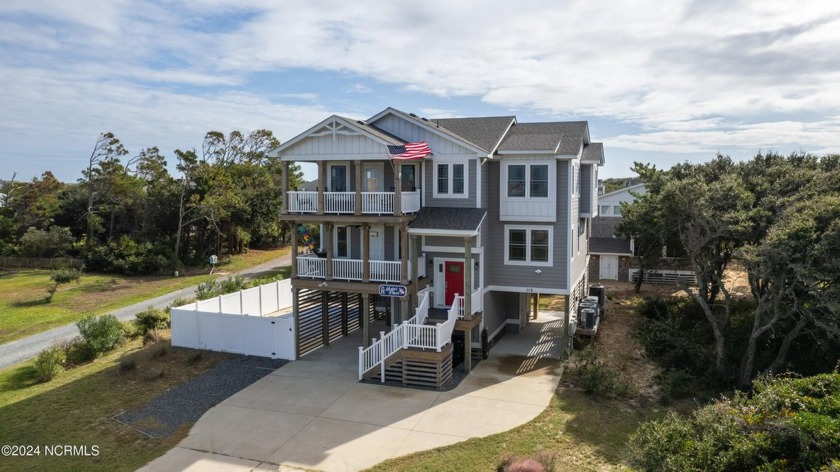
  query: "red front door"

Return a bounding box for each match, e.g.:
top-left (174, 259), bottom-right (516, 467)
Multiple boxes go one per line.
top-left (444, 261), bottom-right (464, 305)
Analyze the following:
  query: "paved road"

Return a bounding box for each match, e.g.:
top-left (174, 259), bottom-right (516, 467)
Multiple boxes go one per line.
top-left (0, 253), bottom-right (291, 370)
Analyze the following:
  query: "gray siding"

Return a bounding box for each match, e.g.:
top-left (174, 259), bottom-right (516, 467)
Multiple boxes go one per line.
top-left (580, 164), bottom-right (592, 214)
top-left (424, 235), bottom-right (478, 248)
top-left (371, 114), bottom-right (475, 155)
top-left (484, 160), bottom-right (569, 291)
top-left (423, 159), bottom-right (478, 208)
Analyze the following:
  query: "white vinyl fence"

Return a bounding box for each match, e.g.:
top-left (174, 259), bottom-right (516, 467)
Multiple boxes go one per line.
top-left (171, 279), bottom-right (296, 360)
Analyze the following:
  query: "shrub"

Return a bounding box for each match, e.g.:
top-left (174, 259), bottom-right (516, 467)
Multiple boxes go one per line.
top-left (575, 347), bottom-right (629, 398)
top-left (134, 308), bottom-right (169, 336)
top-left (149, 342), bottom-right (169, 358)
top-left (630, 373), bottom-right (840, 471)
top-left (142, 367), bottom-right (165, 381)
top-left (76, 314), bottom-right (125, 357)
top-left (118, 357), bottom-right (137, 375)
top-left (85, 236), bottom-right (170, 275)
top-left (34, 346), bottom-right (66, 382)
top-left (143, 328), bottom-right (166, 346)
top-left (20, 226), bottom-right (75, 258)
top-left (62, 338), bottom-right (95, 365)
top-left (186, 351), bottom-right (203, 365)
top-left (44, 266), bottom-right (83, 302)
top-left (196, 275), bottom-right (249, 300)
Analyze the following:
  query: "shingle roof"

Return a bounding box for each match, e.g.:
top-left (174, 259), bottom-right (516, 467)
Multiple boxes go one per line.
top-left (589, 237), bottom-right (632, 255)
top-left (581, 143), bottom-right (605, 164)
top-left (497, 121), bottom-right (589, 153)
top-left (431, 116), bottom-right (515, 153)
top-left (408, 207), bottom-right (486, 233)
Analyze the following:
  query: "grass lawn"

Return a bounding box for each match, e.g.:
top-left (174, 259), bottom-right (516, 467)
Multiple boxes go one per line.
top-left (366, 390), bottom-right (657, 472)
top-left (0, 337), bottom-right (230, 472)
top-left (0, 247), bottom-right (289, 344)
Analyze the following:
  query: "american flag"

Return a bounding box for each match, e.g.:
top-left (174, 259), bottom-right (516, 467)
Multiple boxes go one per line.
top-left (387, 141), bottom-right (431, 160)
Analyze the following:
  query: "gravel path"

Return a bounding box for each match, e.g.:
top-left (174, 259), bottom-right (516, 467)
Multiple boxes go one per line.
top-left (115, 356), bottom-right (287, 437)
top-left (0, 253), bottom-right (291, 369)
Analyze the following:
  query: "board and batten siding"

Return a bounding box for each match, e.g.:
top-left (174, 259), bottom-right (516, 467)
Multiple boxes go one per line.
top-left (281, 133), bottom-right (387, 158)
top-left (370, 114), bottom-right (476, 156)
top-left (580, 164), bottom-right (593, 215)
top-left (423, 159), bottom-right (478, 208)
top-left (484, 160), bottom-right (570, 292)
top-left (499, 156), bottom-right (557, 222)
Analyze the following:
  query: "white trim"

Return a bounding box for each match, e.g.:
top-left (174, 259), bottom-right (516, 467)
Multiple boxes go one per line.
top-left (599, 183), bottom-right (646, 199)
top-left (280, 153), bottom-right (387, 162)
top-left (432, 257), bottom-right (466, 307)
top-left (271, 115), bottom-right (397, 157)
top-left (503, 225), bottom-right (553, 267)
top-left (432, 158), bottom-right (469, 199)
top-left (422, 245), bottom-right (483, 254)
top-left (476, 157), bottom-right (482, 208)
top-left (333, 225), bottom-right (353, 258)
top-left (367, 108), bottom-right (488, 155)
top-left (590, 252), bottom-right (632, 256)
top-left (485, 285), bottom-right (566, 295)
top-left (327, 161), bottom-right (350, 192)
top-left (489, 118), bottom-right (517, 154)
top-left (409, 228), bottom-right (480, 237)
top-left (567, 160), bottom-right (573, 292)
top-left (488, 320), bottom-right (506, 344)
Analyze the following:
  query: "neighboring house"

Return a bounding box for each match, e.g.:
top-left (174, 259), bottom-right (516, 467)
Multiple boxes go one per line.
top-left (588, 184), bottom-right (646, 281)
top-left (271, 107), bottom-right (604, 386)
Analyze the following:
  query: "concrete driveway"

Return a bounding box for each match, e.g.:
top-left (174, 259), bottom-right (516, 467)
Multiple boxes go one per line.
top-left (141, 311), bottom-right (567, 472)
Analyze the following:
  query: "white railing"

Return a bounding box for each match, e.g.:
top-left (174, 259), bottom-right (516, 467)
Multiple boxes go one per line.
top-left (289, 190), bottom-right (421, 215)
top-left (332, 258), bottom-right (364, 281)
top-left (324, 192), bottom-right (355, 213)
top-left (401, 191), bottom-right (421, 213)
top-left (288, 191), bottom-right (318, 213)
top-left (369, 260), bottom-right (401, 282)
top-left (361, 192), bottom-right (393, 214)
top-left (297, 254), bottom-right (326, 278)
top-left (456, 288), bottom-right (483, 318)
top-left (357, 289), bottom-right (453, 381)
top-left (295, 256), bottom-right (421, 283)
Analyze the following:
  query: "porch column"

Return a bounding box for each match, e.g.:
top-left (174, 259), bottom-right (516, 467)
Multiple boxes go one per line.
top-left (394, 162), bottom-right (402, 216)
top-left (317, 160), bottom-right (325, 215)
top-left (463, 236), bottom-right (472, 321)
top-left (321, 291), bottom-right (330, 346)
top-left (532, 293), bottom-right (539, 320)
top-left (290, 221), bottom-right (298, 278)
top-left (281, 161), bottom-right (289, 215)
top-left (325, 222), bottom-right (333, 280)
top-left (400, 223), bottom-right (409, 321)
top-left (362, 294), bottom-right (370, 347)
top-left (411, 234), bottom-right (419, 309)
top-left (341, 292), bottom-right (349, 336)
top-left (563, 295), bottom-right (572, 353)
top-left (362, 223), bottom-right (370, 283)
top-left (292, 288), bottom-right (300, 359)
top-left (354, 160), bottom-right (362, 216)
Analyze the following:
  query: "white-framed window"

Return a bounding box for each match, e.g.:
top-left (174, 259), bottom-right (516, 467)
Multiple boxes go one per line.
top-left (433, 160), bottom-right (468, 198)
top-left (328, 162), bottom-right (349, 192)
top-left (504, 225), bottom-right (552, 266)
top-left (600, 205), bottom-right (611, 215)
top-left (506, 163), bottom-right (549, 198)
top-left (335, 226), bottom-right (349, 258)
top-left (613, 205), bottom-right (622, 216)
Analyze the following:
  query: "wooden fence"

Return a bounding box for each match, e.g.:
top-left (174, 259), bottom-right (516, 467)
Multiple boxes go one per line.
top-left (0, 257), bottom-right (85, 269)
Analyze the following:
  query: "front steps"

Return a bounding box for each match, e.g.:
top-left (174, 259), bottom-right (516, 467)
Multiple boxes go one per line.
top-left (365, 344), bottom-right (453, 389)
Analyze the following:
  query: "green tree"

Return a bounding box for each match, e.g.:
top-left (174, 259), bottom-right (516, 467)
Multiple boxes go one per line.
top-left (19, 226), bottom-right (75, 258)
top-left (84, 132), bottom-right (127, 249)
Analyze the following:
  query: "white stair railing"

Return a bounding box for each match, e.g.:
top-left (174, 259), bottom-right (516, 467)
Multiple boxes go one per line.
top-left (359, 288), bottom-right (452, 381)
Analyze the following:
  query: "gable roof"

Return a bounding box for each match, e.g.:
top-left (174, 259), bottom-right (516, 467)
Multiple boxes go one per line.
top-left (496, 121), bottom-right (589, 155)
top-left (581, 143), bottom-right (605, 165)
top-left (367, 108), bottom-right (489, 154)
top-left (600, 183), bottom-right (646, 199)
top-left (269, 115), bottom-right (403, 156)
top-left (431, 116), bottom-right (516, 154)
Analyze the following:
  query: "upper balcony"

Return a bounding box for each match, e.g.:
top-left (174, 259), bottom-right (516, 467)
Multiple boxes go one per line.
top-left (288, 191), bottom-right (421, 215)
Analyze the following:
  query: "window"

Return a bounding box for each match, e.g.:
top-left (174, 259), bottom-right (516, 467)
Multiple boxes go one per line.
top-left (336, 226), bottom-right (348, 258)
top-left (508, 165), bottom-right (526, 197)
top-left (435, 162), bottom-right (467, 197)
top-left (506, 163), bottom-right (549, 198)
top-left (505, 226), bottom-right (553, 266)
top-left (400, 165), bottom-right (417, 191)
top-left (613, 205), bottom-right (622, 216)
top-left (330, 164), bottom-right (347, 192)
top-left (600, 205), bottom-right (611, 215)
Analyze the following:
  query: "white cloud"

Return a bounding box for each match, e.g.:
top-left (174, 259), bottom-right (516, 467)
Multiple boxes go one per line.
top-left (2, 0), bottom-right (840, 181)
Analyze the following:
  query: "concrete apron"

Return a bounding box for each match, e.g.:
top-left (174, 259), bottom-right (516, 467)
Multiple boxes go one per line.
top-left (140, 311), bottom-right (567, 472)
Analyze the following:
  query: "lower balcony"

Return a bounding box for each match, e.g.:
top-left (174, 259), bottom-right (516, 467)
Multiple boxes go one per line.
top-left (296, 254), bottom-right (426, 283)
top-left (288, 191), bottom-right (421, 215)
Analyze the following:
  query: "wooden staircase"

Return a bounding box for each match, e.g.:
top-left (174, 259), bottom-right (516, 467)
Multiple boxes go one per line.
top-left (363, 344), bottom-right (453, 389)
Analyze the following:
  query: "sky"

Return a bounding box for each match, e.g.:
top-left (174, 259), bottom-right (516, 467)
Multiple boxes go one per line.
top-left (1, 0), bottom-right (840, 183)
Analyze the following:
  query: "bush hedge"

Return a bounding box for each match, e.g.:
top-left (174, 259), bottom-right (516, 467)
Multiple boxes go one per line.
top-left (76, 314), bottom-right (125, 357)
top-left (629, 373), bottom-right (840, 471)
